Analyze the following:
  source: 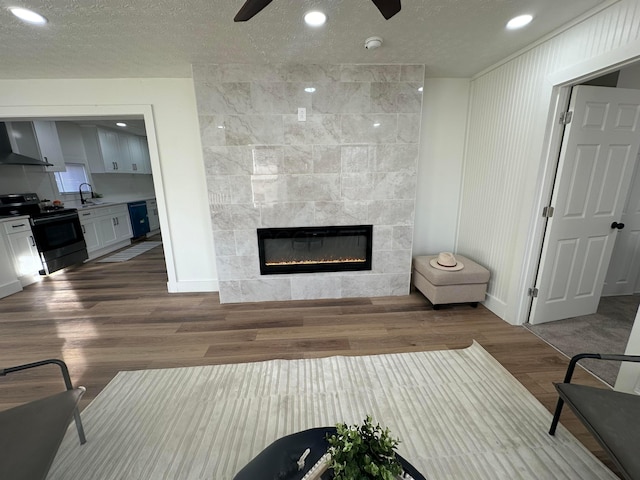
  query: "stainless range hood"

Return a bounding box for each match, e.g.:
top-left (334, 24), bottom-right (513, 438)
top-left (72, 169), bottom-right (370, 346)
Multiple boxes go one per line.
top-left (0, 122), bottom-right (53, 167)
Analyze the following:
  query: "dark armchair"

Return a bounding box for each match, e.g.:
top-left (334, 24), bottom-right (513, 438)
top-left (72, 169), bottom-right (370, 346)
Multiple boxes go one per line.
top-left (549, 353), bottom-right (640, 480)
top-left (0, 359), bottom-right (86, 480)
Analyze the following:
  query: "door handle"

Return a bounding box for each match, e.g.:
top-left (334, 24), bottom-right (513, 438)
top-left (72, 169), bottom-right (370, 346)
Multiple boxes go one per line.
top-left (29, 235), bottom-right (35, 247)
top-left (611, 222), bottom-right (625, 230)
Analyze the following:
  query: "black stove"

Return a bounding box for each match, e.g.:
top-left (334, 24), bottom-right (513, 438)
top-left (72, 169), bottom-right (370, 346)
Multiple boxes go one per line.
top-left (0, 193), bottom-right (77, 218)
top-left (0, 193), bottom-right (88, 275)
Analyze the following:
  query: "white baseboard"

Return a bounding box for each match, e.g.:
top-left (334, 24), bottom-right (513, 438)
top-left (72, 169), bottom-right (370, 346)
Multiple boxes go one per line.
top-left (0, 279), bottom-right (23, 299)
top-left (167, 279), bottom-right (219, 293)
top-left (482, 292), bottom-right (511, 324)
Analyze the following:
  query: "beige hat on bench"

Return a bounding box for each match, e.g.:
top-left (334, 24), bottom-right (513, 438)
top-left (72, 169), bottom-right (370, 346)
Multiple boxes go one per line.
top-left (430, 252), bottom-right (464, 271)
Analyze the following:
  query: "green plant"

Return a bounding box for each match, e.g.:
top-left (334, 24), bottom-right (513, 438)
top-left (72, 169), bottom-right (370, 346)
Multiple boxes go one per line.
top-left (326, 415), bottom-right (403, 480)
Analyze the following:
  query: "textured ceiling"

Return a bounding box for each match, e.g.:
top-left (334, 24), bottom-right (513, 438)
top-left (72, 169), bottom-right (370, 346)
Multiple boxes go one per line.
top-left (0, 0), bottom-right (607, 79)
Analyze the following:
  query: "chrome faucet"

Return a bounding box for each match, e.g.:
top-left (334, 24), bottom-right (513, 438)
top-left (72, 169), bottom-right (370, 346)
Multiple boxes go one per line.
top-left (79, 183), bottom-right (93, 205)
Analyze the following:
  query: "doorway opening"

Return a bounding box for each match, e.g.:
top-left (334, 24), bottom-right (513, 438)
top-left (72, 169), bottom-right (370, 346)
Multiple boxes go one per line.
top-left (525, 65), bottom-right (640, 386)
top-left (0, 105), bottom-right (174, 291)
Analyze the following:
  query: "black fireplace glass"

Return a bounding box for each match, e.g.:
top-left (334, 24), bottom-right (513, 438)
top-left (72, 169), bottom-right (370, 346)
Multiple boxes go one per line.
top-left (257, 225), bottom-right (373, 275)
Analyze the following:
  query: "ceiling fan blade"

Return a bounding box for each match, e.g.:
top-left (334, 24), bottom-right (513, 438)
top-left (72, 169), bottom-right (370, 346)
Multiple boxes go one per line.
top-left (371, 0), bottom-right (401, 20)
top-left (234, 0), bottom-right (274, 22)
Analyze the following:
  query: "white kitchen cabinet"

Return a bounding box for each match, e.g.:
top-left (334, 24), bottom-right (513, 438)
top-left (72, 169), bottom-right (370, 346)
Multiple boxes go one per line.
top-left (146, 199), bottom-right (160, 232)
top-left (80, 125), bottom-right (151, 175)
top-left (126, 135), bottom-right (151, 174)
top-left (2, 217), bottom-right (42, 286)
top-left (32, 121), bottom-right (67, 172)
top-left (56, 122), bottom-right (89, 163)
top-left (139, 136), bottom-right (152, 174)
top-left (98, 128), bottom-right (124, 173)
top-left (81, 126), bottom-right (125, 173)
top-left (114, 209), bottom-right (132, 239)
top-left (0, 229), bottom-right (22, 299)
top-left (78, 210), bottom-right (100, 252)
top-left (79, 204), bottom-right (132, 259)
top-left (5, 121), bottom-right (66, 172)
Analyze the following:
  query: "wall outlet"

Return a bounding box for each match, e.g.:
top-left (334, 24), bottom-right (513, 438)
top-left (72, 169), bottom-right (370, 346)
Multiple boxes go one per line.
top-left (298, 107), bottom-right (306, 122)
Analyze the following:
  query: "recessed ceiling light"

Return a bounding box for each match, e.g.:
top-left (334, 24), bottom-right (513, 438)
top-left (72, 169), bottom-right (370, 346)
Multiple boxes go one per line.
top-left (373, 122), bottom-right (381, 128)
top-left (10, 7), bottom-right (47, 25)
top-left (304, 11), bottom-right (326, 27)
top-left (506, 14), bottom-right (533, 30)
top-left (418, 87), bottom-right (423, 92)
top-left (217, 125), bottom-right (225, 129)
top-left (304, 87), bottom-right (316, 93)
top-left (116, 122), bottom-right (127, 127)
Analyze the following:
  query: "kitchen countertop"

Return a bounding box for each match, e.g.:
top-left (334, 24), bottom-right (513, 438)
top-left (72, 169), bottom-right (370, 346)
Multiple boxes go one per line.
top-left (71, 196), bottom-right (156, 211)
top-left (0, 215), bottom-right (30, 222)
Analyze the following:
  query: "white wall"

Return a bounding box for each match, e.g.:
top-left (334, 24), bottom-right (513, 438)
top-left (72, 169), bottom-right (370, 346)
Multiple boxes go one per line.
top-left (413, 78), bottom-right (470, 256)
top-left (0, 78), bottom-right (218, 292)
top-left (458, 0), bottom-right (640, 324)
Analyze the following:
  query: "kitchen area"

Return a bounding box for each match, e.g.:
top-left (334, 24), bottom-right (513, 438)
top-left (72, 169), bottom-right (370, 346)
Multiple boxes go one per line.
top-left (0, 119), bottom-right (160, 300)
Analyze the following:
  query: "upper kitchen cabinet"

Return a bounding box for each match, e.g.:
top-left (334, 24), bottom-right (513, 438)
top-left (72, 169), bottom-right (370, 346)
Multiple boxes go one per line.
top-left (5, 121), bottom-right (66, 172)
top-left (80, 125), bottom-right (151, 175)
top-left (56, 122), bottom-right (89, 163)
top-left (126, 135), bottom-right (151, 174)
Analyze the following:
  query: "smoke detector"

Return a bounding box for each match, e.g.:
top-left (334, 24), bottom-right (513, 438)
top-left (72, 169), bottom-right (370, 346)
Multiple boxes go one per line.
top-left (364, 36), bottom-right (383, 50)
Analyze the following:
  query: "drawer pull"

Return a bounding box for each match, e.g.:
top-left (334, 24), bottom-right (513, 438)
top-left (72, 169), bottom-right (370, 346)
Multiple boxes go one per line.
top-left (12, 224), bottom-right (26, 228)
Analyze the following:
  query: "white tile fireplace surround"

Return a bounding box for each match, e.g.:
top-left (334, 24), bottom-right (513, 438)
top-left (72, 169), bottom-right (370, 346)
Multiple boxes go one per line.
top-left (192, 64), bottom-right (424, 303)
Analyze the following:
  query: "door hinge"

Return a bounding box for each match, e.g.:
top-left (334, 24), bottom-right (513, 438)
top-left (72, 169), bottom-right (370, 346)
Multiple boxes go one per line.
top-left (528, 287), bottom-right (539, 298)
top-left (542, 206), bottom-right (554, 218)
top-left (559, 111), bottom-right (573, 125)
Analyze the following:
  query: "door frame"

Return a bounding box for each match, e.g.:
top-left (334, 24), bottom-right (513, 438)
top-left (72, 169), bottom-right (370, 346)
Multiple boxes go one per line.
top-left (515, 49), bottom-right (640, 326)
top-left (0, 104), bottom-right (177, 290)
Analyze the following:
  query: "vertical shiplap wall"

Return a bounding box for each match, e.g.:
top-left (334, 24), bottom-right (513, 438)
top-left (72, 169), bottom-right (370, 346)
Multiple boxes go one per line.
top-left (458, 0), bottom-right (640, 322)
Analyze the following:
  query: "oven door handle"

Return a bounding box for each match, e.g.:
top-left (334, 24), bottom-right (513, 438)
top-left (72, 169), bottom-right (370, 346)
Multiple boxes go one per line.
top-left (31, 212), bottom-right (79, 225)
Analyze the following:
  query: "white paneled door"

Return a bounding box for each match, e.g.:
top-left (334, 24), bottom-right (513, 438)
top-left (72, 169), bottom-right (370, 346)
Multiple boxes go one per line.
top-left (602, 156), bottom-right (640, 296)
top-left (529, 85), bottom-right (640, 325)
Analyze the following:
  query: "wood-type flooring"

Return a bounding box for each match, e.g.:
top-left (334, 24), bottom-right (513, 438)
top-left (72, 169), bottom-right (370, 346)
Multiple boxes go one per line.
top-left (0, 240), bottom-right (621, 477)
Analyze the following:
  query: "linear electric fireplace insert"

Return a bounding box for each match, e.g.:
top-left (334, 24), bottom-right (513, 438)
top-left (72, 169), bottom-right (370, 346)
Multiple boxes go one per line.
top-left (257, 225), bottom-right (373, 275)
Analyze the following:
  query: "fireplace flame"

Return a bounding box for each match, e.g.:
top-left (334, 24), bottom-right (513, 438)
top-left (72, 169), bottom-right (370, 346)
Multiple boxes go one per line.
top-left (266, 258), bottom-right (366, 266)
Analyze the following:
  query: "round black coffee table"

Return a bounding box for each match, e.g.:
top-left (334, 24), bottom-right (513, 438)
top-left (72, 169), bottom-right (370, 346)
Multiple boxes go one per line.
top-left (233, 427), bottom-right (426, 480)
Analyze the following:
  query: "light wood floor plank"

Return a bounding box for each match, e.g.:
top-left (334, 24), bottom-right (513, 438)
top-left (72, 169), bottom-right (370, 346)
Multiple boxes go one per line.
top-left (0, 242), bottom-right (621, 476)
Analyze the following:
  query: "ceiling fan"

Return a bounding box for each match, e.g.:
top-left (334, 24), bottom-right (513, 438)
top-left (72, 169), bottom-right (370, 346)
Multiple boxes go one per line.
top-left (234, 0), bottom-right (401, 22)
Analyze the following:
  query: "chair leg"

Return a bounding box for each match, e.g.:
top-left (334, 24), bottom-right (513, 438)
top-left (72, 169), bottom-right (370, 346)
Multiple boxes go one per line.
top-left (549, 398), bottom-right (564, 435)
top-left (73, 408), bottom-right (87, 444)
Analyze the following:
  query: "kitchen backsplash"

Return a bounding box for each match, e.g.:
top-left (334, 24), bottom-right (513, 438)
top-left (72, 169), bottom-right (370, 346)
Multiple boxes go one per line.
top-left (0, 163), bottom-right (155, 204)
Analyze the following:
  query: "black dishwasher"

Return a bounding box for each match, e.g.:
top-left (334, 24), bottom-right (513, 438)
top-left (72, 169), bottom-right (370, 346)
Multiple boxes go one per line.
top-left (127, 201), bottom-right (150, 239)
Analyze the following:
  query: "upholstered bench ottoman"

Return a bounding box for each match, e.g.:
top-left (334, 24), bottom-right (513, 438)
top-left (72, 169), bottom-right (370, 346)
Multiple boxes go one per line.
top-left (412, 253), bottom-right (490, 309)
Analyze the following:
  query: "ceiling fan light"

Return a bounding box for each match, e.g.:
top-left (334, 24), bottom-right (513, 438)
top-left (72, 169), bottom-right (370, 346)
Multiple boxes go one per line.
top-left (506, 14), bottom-right (533, 30)
top-left (304, 11), bottom-right (326, 27)
top-left (10, 7), bottom-right (47, 25)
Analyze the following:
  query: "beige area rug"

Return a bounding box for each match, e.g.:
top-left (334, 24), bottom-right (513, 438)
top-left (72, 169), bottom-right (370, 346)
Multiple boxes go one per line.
top-left (47, 342), bottom-right (616, 480)
top-left (96, 241), bottom-right (161, 263)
